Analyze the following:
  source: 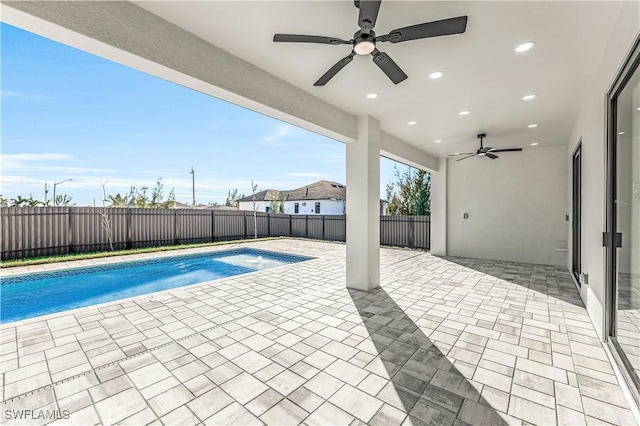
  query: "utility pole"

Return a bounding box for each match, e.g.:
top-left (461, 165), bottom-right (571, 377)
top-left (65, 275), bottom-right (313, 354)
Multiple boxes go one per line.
top-left (53, 179), bottom-right (72, 206)
top-left (44, 183), bottom-right (49, 204)
top-left (190, 168), bottom-right (196, 207)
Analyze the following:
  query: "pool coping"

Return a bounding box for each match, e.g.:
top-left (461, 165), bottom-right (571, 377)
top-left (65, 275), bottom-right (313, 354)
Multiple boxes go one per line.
top-left (0, 242), bottom-right (319, 328)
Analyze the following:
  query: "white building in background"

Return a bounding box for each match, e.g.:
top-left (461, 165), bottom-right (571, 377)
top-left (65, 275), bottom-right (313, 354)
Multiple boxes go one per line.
top-left (237, 180), bottom-right (346, 215)
top-left (237, 180), bottom-right (388, 215)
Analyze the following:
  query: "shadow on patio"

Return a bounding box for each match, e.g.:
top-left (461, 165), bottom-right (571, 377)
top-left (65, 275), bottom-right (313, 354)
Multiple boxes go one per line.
top-left (349, 287), bottom-right (508, 425)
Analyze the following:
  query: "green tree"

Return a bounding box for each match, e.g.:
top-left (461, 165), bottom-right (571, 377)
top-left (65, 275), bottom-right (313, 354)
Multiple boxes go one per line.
top-left (10, 195), bottom-right (29, 207)
top-left (150, 178), bottom-right (164, 207)
top-left (165, 188), bottom-right (176, 208)
top-left (225, 188), bottom-right (244, 207)
top-left (0, 195), bottom-right (8, 207)
top-left (135, 186), bottom-right (149, 208)
top-left (385, 166), bottom-right (431, 216)
top-left (251, 180), bottom-right (258, 239)
top-left (98, 183), bottom-right (114, 251)
top-left (108, 179), bottom-right (175, 209)
top-left (54, 194), bottom-right (74, 206)
top-left (25, 195), bottom-right (43, 207)
top-left (107, 193), bottom-right (128, 207)
top-left (269, 198), bottom-right (286, 214)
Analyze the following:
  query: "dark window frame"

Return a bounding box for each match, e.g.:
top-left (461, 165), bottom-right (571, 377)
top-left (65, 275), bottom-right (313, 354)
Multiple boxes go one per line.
top-left (315, 202), bottom-right (320, 214)
top-left (571, 142), bottom-right (582, 285)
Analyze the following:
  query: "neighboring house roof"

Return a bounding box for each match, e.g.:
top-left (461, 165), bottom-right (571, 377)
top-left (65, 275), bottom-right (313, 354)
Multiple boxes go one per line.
top-left (168, 201), bottom-right (191, 208)
top-left (237, 181), bottom-right (346, 203)
top-left (237, 189), bottom-right (282, 203)
top-left (210, 205), bottom-right (238, 210)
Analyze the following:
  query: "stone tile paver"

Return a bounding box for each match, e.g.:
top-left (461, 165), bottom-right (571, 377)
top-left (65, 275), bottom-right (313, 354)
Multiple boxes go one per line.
top-left (1, 239), bottom-right (637, 425)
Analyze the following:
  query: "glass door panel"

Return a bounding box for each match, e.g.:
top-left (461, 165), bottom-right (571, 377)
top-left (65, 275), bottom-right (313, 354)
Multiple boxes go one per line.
top-left (615, 69), bottom-right (640, 383)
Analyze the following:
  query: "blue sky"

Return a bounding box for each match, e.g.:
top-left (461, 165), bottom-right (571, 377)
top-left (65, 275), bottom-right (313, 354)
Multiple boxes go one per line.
top-left (1, 23), bottom-right (406, 206)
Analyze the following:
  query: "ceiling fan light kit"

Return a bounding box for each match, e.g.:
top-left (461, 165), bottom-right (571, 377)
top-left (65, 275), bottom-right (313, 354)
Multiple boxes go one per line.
top-left (273, 0), bottom-right (468, 86)
top-left (448, 133), bottom-right (524, 162)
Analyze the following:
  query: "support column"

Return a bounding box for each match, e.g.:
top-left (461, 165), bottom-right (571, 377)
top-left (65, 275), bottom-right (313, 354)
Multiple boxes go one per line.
top-left (346, 115), bottom-right (380, 291)
top-left (430, 158), bottom-right (448, 256)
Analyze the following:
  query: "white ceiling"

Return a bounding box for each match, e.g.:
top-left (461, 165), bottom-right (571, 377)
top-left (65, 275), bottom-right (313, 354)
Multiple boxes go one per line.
top-left (135, 1), bottom-right (622, 158)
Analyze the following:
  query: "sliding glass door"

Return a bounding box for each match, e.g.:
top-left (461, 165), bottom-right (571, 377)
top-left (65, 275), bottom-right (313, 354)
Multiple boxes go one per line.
top-left (607, 37), bottom-right (640, 400)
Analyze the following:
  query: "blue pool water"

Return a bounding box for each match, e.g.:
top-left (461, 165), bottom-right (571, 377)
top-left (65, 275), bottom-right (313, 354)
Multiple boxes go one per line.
top-left (0, 248), bottom-right (311, 324)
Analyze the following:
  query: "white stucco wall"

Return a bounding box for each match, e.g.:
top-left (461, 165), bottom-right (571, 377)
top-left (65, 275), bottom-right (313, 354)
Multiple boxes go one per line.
top-left (237, 201), bottom-right (270, 213)
top-left (447, 145), bottom-right (568, 266)
top-left (237, 199), bottom-right (345, 215)
top-left (567, 1), bottom-right (639, 338)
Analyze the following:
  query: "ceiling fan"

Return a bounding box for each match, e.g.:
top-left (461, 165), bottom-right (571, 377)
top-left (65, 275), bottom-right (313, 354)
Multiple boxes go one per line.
top-left (449, 134), bottom-right (523, 162)
top-left (273, 1), bottom-right (468, 86)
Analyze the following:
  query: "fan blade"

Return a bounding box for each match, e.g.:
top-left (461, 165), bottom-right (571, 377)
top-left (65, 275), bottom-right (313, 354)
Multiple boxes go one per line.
top-left (489, 148), bottom-right (523, 153)
top-left (486, 153), bottom-right (499, 159)
top-left (314, 52), bottom-right (356, 86)
top-left (371, 49), bottom-right (407, 84)
top-left (378, 16), bottom-right (468, 43)
top-left (358, 1), bottom-right (382, 34)
top-left (455, 154), bottom-right (476, 162)
top-left (448, 152), bottom-right (474, 156)
top-left (273, 34), bottom-right (350, 45)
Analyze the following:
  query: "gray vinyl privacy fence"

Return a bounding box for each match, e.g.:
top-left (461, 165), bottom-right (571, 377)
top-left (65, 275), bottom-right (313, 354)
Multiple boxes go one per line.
top-left (0, 207), bottom-right (430, 260)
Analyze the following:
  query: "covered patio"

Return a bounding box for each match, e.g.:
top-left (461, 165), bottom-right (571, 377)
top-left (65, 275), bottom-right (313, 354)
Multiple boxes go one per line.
top-left (0, 239), bottom-right (636, 425)
top-left (1, 0), bottom-right (640, 424)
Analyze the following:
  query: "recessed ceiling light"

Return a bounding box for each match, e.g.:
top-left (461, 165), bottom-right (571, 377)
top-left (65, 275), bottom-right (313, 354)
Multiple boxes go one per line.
top-left (528, 124), bottom-right (538, 128)
top-left (429, 71), bottom-right (444, 79)
top-left (530, 142), bottom-right (539, 146)
top-left (408, 121), bottom-right (417, 125)
top-left (515, 42), bottom-right (535, 53)
top-left (453, 152), bottom-right (460, 155)
top-left (619, 131), bottom-right (625, 135)
top-left (637, 107), bottom-right (640, 111)
top-left (366, 93), bottom-right (377, 99)
top-left (435, 139), bottom-right (442, 143)
top-left (459, 110), bottom-right (470, 116)
top-left (522, 94), bottom-right (536, 101)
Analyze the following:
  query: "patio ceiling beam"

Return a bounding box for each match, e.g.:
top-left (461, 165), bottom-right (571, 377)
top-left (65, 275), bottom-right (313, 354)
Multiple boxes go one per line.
top-left (381, 132), bottom-right (440, 173)
top-left (1, 0), bottom-right (357, 144)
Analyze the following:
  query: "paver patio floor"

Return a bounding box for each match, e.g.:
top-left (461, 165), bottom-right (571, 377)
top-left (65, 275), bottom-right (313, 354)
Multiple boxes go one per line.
top-left (0, 239), bottom-right (637, 425)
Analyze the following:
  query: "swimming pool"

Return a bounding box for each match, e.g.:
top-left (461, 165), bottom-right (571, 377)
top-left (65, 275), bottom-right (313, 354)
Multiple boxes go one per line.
top-left (0, 248), bottom-right (311, 324)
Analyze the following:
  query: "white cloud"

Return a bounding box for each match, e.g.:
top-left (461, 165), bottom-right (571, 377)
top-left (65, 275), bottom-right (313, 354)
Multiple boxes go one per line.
top-left (3, 153), bottom-right (71, 162)
top-left (1, 153), bottom-right (115, 174)
top-left (262, 124), bottom-right (293, 143)
top-left (1, 90), bottom-right (50, 100)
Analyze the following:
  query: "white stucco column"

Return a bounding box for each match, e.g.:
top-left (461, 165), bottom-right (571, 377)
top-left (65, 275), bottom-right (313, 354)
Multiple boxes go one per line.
top-left (346, 115), bottom-right (380, 291)
top-left (430, 158), bottom-right (448, 256)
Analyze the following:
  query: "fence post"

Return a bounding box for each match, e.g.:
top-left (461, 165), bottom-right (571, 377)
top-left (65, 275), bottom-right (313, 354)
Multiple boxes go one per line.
top-left (174, 210), bottom-right (178, 245)
top-left (243, 211), bottom-right (248, 239)
top-left (127, 209), bottom-right (132, 249)
top-left (305, 215), bottom-right (309, 238)
top-left (322, 215), bottom-right (325, 240)
top-left (409, 216), bottom-right (415, 248)
top-left (211, 210), bottom-right (216, 242)
top-left (68, 207), bottom-right (74, 254)
top-left (289, 215), bottom-right (292, 237)
top-left (267, 214), bottom-right (271, 237)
